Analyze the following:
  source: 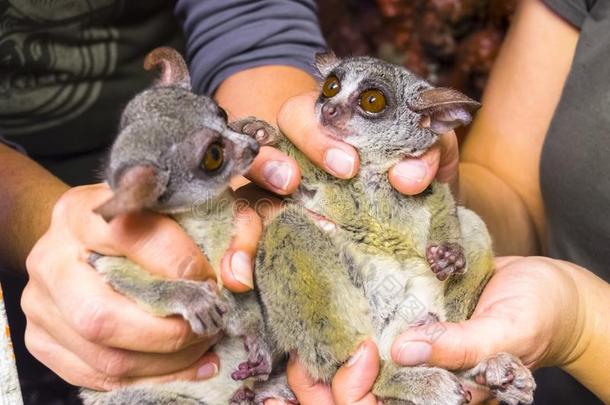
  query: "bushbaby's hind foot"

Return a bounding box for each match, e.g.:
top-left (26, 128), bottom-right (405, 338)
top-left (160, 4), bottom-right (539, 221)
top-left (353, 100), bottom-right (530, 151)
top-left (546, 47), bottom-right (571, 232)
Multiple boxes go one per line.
top-left (231, 334), bottom-right (272, 381)
top-left (229, 117), bottom-right (279, 146)
top-left (426, 242), bottom-right (466, 281)
top-left (462, 353), bottom-right (535, 405)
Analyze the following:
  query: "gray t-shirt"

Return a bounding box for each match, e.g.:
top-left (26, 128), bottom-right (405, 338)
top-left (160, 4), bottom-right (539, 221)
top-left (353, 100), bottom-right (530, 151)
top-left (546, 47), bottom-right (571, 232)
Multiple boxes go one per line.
top-left (539, 0), bottom-right (607, 403)
top-left (0, 0), bottom-right (325, 185)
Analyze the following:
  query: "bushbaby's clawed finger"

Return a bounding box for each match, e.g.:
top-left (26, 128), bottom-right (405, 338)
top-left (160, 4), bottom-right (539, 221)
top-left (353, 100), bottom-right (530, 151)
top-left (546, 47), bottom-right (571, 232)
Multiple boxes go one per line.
top-left (278, 92), bottom-right (360, 179)
top-left (221, 205), bottom-right (262, 292)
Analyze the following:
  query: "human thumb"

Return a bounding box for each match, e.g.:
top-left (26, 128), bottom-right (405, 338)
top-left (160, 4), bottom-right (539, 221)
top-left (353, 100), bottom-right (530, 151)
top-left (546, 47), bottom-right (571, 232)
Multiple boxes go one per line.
top-left (332, 339), bottom-right (380, 405)
top-left (391, 316), bottom-right (510, 371)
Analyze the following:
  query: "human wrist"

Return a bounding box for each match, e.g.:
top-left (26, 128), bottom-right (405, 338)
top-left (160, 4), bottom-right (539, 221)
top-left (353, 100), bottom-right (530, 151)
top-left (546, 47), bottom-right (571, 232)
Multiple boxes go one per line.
top-left (458, 161), bottom-right (540, 255)
top-left (558, 261), bottom-right (610, 399)
top-left (214, 65), bottom-right (318, 124)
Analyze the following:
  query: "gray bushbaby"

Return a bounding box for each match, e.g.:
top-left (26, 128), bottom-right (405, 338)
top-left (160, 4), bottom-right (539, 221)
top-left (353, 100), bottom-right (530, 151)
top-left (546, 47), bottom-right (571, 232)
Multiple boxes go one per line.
top-left (255, 51), bottom-right (536, 405)
top-left (80, 48), bottom-right (294, 405)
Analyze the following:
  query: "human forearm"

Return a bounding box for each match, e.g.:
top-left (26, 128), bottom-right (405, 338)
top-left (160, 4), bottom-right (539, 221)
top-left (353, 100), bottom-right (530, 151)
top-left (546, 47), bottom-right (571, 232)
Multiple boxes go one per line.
top-left (214, 65), bottom-right (318, 123)
top-left (459, 162), bottom-right (540, 255)
top-left (459, 0), bottom-right (578, 255)
top-left (0, 144), bottom-right (68, 271)
top-left (561, 261), bottom-right (610, 402)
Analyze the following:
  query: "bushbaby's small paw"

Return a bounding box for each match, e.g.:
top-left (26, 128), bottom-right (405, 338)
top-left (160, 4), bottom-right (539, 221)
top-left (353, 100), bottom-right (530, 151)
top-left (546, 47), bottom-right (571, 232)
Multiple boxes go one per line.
top-left (426, 242), bottom-right (466, 281)
top-left (230, 117), bottom-right (279, 146)
top-left (232, 335), bottom-right (273, 381)
top-left (167, 279), bottom-right (228, 336)
top-left (473, 353), bottom-right (535, 405)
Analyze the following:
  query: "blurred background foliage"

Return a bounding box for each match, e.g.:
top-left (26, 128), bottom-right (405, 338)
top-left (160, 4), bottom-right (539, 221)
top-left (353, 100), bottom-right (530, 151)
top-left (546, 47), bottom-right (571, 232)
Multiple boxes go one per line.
top-left (315, 0), bottom-right (517, 101)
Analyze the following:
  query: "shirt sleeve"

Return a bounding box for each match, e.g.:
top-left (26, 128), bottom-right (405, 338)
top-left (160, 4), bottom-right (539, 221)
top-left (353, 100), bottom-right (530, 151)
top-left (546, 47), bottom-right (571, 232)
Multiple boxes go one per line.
top-left (0, 136), bottom-right (27, 154)
top-left (174, 0), bottom-right (327, 95)
top-left (542, 0), bottom-right (597, 28)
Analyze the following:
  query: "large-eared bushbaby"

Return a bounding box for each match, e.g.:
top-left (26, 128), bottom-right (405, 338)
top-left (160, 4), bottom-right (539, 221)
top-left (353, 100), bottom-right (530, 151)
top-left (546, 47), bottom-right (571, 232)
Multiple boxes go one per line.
top-left (255, 51), bottom-right (536, 405)
top-left (80, 47), bottom-right (295, 405)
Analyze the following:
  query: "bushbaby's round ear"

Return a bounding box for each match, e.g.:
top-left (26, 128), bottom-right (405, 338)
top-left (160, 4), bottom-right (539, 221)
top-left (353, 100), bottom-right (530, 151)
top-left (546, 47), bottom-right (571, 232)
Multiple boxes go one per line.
top-left (409, 88), bottom-right (481, 134)
top-left (144, 47), bottom-right (191, 90)
top-left (94, 165), bottom-right (168, 222)
top-left (315, 50), bottom-right (341, 77)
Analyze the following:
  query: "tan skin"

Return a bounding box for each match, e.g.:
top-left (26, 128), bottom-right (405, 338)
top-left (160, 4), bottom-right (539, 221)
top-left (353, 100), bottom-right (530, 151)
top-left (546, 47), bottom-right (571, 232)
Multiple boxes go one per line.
top-left (5, 0), bottom-right (608, 400)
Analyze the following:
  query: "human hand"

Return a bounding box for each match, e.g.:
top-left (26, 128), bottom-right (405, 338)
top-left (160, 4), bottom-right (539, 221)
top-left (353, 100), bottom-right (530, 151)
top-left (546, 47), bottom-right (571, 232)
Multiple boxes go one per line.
top-left (280, 340), bottom-right (380, 405)
top-left (23, 183), bottom-right (261, 390)
top-left (251, 91), bottom-right (459, 196)
top-left (390, 256), bottom-right (588, 402)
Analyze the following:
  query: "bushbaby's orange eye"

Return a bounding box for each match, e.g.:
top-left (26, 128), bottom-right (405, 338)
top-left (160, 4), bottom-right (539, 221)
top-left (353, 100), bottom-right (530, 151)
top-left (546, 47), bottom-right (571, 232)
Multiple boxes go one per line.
top-left (359, 89), bottom-right (386, 113)
top-left (202, 143), bottom-right (224, 171)
top-left (322, 75), bottom-right (341, 98)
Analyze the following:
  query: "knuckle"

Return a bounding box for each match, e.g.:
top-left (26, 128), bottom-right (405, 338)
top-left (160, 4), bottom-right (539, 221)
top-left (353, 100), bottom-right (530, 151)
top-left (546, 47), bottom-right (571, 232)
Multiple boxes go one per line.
top-left (97, 374), bottom-right (125, 391)
top-left (167, 322), bottom-right (193, 352)
top-left (25, 237), bottom-right (49, 276)
top-left (20, 284), bottom-right (37, 318)
top-left (51, 187), bottom-right (82, 223)
top-left (97, 349), bottom-right (133, 378)
top-left (74, 299), bottom-right (114, 343)
top-left (277, 96), bottom-right (299, 129)
top-left (23, 326), bottom-right (41, 358)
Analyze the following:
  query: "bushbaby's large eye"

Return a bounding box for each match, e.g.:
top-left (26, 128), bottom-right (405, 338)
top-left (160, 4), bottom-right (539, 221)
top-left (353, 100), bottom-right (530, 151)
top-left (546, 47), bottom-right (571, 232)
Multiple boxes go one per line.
top-left (202, 143), bottom-right (224, 171)
top-left (322, 75), bottom-right (341, 98)
top-left (359, 89), bottom-right (386, 113)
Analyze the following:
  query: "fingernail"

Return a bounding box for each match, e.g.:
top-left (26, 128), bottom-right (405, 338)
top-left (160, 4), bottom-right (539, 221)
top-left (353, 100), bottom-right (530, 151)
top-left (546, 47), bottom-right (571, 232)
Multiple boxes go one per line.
top-left (288, 352), bottom-right (297, 364)
top-left (324, 148), bottom-right (355, 178)
top-left (197, 362), bottom-right (218, 379)
top-left (262, 160), bottom-right (293, 191)
top-left (346, 342), bottom-right (367, 367)
top-left (230, 251), bottom-right (254, 289)
top-left (392, 160), bottom-right (428, 184)
top-left (396, 341), bottom-right (432, 366)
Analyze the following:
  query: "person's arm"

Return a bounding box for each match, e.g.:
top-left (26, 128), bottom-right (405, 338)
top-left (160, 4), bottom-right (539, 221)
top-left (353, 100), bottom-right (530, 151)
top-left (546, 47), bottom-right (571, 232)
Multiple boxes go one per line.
top-left (459, 0), bottom-right (579, 255)
top-left (561, 262), bottom-right (610, 401)
top-left (0, 143), bottom-right (67, 271)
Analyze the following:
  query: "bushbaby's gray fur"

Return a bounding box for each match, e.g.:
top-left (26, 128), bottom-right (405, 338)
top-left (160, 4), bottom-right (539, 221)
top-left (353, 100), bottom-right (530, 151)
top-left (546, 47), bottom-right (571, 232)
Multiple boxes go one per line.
top-left (255, 51), bottom-right (535, 404)
top-left (81, 48), bottom-right (292, 405)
